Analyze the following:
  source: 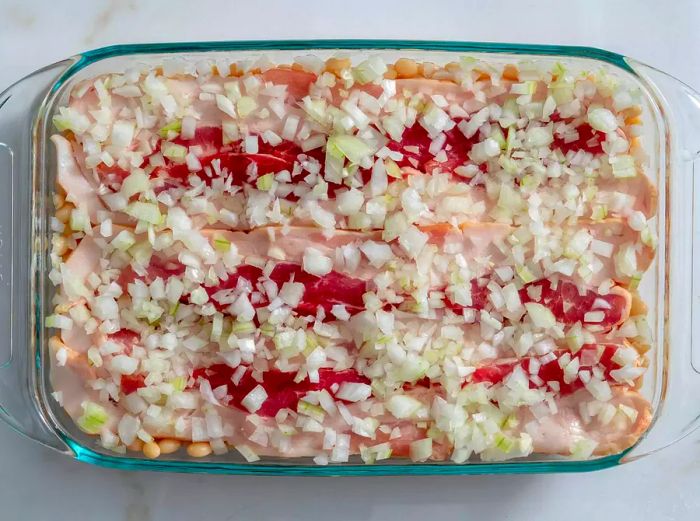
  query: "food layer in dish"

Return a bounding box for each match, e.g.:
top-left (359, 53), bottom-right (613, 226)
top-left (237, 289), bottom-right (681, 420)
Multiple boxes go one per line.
top-left (47, 54), bottom-right (656, 463)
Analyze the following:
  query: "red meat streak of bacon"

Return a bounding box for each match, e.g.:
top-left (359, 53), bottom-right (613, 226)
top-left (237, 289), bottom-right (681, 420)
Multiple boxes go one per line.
top-left (444, 278), bottom-right (627, 328)
top-left (205, 262), bottom-right (367, 317)
top-left (107, 329), bottom-right (147, 394)
top-left (149, 127), bottom-right (333, 200)
top-left (470, 343), bottom-right (622, 394)
top-left (116, 257), bottom-right (186, 289)
top-left (383, 121), bottom-right (487, 176)
top-left (191, 365), bottom-right (369, 417)
top-left (407, 344), bottom-right (624, 396)
top-left (121, 374), bottom-right (146, 395)
top-left (550, 111), bottom-right (605, 155)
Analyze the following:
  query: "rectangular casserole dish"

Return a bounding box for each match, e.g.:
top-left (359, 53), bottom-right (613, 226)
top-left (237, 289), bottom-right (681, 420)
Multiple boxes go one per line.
top-left (0, 39), bottom-right (699, 475)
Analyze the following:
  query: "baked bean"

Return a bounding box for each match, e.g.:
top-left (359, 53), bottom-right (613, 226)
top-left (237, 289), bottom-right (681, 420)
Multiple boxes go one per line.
top-left (53, 193), bottom-right (65, 208)
top-left (52, 236), bottom-right (68, 257)
top-left (143, 441), bottom-right (161, 459)
top-left (384, 66), bottom-right (397, 80)
top-left (128, 439), bottom-right (144, 452)
top-left (445, 61), bottom-right (461, 74)
top-left (187, 442), bottom-right (213, 458)
top-left (630, 293), bottom-right (647, 316)
top-left (55, 205), bottom-right (72, 224)
top-left (325, 57), bottom-right (351, 77)
top-left (395, 58), bottom-right (419, 78)
top-left (502, 64), bottom-right (520, 82)
top-left (158, 439), bottom-right (182, 455)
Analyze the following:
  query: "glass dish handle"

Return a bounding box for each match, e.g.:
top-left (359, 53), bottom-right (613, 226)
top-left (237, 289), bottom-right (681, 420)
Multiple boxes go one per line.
top-left (625, 60), bottom-right (700, 459)
top-left (0, 61), bottom-right (74, 452)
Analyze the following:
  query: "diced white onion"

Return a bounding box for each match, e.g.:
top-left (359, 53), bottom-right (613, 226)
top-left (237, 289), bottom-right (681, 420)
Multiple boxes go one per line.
top-left (386, 395), bottom-right (422, 419)
top-left (524, 303), bottom-right (556, 329)
top-left (337, 189), bottom-right (365, 216)
top-left (409, 438), bottom-right (433, 462)
top-left (279, 281), bottom-right (305, 307)
top-left (241, 385), bottom-right (268, 413)
top-left (303, 247), bottom-right (333, 276)
top-left (359, 241), bottom-right (394, 268)
top-left (110, 355), bottom-right (139, 375)
top-left (335, 382), bottom-right (372, 402)
top-left (398, 226), bottom-right (428, 258)
top-left (588, 107), bottom-right (618, 133)
top-left (117, 414), bottom-right (140, 445)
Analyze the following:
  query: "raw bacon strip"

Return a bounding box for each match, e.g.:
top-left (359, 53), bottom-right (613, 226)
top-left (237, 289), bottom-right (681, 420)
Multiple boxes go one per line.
top-left (552, 121), bottom-right (605, 155)
top-left (51, 135), bottom-right (106, 221)
top-left (120, 374), bottom-right (146, 395)
top-left (112, 384), bottom-right (650, 459)
top-left (116, 257), bottom-right (186, 288)
top-left (66, 225), bottom-right (633, 328)
top-left (520, 280), bottom-right (630, 327)
top-left (106, 233), bottom-right (632, 329)
top-left (148, 118), bottom-right (642, 194)
top-left (350, 421), bottom-right (452, 461)
top-left (385, 121), bottom-right (482, 176)
top-left (445, 278), bottom-right (631, 328)
top-left (192, 365), bottom-right (369, 417)
top-left (58, 331), bottom-right (648, 459)
top-left (151, 127), bottom-right (324, 188)
top-left (203, 221), bottom-right (652, 287)
top-left (261, 68), bottom-right (317, 99)
top-left (439, 219), bottom-right (654, 287)
top-left (64, 113), bottom-right (657, 230)
top-left (205, 256), bottom-right (629, 328)
top-left (470, 344), bottom-right (626, 394)
top-left (206, 261), bottom-right (368, 317)
top-left (108, 329), bottom-right (141, 354)
top-left (155, 121), bottom-right (481, 192)
top-left (195, 343), bottom-right (629, 419)
top-left (518, 387), bottom-right (652, 456)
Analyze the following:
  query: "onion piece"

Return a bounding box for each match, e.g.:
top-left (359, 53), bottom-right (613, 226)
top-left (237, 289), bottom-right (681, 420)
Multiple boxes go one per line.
top-left (337, 189), bottom-right (365, 216)
top-left (524, 303), bottom-right (556, 329)
top-left (335, 382), bottom-right (372, 402)
top-left (241, 385), bottom-right (268, 413)
top-left (359, 241), bottom-right (394, 268)
top-left (409, 438), bottom-right (433, 462)
top-left (303, 247), bottom-right (333, 276)
top-left (588, 107), bottom-right (618, 133)
top-left (386, 395), bottom-right (422, 419)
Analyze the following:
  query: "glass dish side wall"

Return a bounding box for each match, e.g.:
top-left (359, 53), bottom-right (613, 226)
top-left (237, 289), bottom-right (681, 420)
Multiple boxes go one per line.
top-left (621, 60), bottom-right (700, 462)
top-left (0, 59), bottom-right (77, 454)
top-left (26, 41), bottom-right (675, 475)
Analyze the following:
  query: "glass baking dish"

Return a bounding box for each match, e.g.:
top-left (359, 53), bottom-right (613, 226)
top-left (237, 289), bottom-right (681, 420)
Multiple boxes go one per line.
top-left (0, 39), bottom-right (699, 476)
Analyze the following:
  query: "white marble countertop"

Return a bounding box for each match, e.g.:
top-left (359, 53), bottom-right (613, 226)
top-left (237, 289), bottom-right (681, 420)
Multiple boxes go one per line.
top-left (1, 0), bottom-right (699, 519)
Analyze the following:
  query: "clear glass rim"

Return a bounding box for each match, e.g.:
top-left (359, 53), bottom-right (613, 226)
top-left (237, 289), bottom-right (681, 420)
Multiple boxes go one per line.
top-left (65, 436), bottom-right (627, 475)
top-left (53, 39), bottom-right (634, 93)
